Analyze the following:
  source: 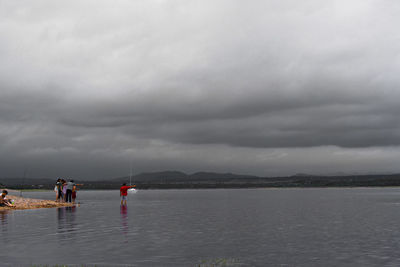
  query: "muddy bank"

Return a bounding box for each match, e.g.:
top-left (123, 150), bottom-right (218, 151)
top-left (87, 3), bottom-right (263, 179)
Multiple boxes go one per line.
top-left (0, 194), bottom-right (74, 211)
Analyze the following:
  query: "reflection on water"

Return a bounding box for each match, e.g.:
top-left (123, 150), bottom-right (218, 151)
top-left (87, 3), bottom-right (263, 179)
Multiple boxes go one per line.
top-left (120, 205), bottom-right (129, 242)
top-left (57, 206), bottom-right (77, 240)
top-left (0, 210), bottom-right (9, 225)
top-left (4, 189), bottom-right (400, 266)
top-left (0, 210), bottom-right (9, 239)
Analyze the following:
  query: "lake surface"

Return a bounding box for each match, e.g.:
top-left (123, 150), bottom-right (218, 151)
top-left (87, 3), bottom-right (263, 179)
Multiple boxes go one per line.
top-left (2, 188), bottom-right (400, 266)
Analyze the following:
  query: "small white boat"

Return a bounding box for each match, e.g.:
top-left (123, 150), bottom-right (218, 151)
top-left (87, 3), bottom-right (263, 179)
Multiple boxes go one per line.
top-left (128, 187), bottom-right (137, 194)
top-left (128, 166), bottom-right (137, 194)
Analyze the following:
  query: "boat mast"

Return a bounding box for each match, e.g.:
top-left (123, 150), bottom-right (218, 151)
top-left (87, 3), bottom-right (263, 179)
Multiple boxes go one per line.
top-left (129, 164), bottom-right (132, 186)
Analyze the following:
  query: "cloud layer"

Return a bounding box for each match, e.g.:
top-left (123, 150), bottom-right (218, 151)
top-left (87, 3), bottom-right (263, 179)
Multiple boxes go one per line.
top-left (1, 0), bottom-right (400, 179)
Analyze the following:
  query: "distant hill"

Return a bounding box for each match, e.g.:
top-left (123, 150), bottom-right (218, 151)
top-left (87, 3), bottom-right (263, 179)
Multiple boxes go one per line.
top-left (3, 172), bottom-right (400, 189)
top-left (87, 172), bottom-right (400, 189)
top-left (114, 171), bottom-right (259, 183)
top-left (114, 171), bottom-right (188, 182)
top-left (190, 172), bottom-right (258, 180)
top-left (292, 173), bottom-right (317, 177)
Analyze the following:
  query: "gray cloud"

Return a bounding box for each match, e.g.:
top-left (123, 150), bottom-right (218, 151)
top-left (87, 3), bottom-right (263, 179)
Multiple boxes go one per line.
top-left (1, 0), bottom-right (400, 178)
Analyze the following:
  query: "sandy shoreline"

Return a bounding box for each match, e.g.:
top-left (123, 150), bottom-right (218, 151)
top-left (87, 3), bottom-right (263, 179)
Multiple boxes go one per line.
top-left (0, 194), bottom-right (74, 211)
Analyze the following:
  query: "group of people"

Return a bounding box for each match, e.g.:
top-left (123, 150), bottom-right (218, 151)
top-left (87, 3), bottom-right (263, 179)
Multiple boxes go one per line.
top-left (0, 190), bottom-right (13, 207)
top-left (2, 180), bottom-right (134, 208)
top-left (55, 179), bottom-right (83, 203)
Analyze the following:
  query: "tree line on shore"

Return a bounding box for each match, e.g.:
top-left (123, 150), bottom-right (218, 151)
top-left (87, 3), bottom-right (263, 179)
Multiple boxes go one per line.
top-left (2, 171), bottom-right (400, 190)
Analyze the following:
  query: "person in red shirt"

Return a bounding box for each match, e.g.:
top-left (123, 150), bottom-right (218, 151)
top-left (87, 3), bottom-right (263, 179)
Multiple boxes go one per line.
top-left (120, 183), bottom-right (136, 205)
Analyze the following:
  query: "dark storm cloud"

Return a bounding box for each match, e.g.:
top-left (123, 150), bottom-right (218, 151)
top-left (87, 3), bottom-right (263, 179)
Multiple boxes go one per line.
top-left (1, 0), bottom-right (400, 178)
top-left (56, 84), bottom-right (400, 148)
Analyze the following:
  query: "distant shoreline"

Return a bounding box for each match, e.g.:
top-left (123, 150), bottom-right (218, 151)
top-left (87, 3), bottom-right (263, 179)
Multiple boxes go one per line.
top-left (3, 172), bottom-right (400, 190)
top-left (4, 185), bottom-right (400, 191)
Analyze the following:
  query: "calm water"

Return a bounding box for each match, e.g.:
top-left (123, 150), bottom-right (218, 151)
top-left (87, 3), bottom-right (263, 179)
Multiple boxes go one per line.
top-left (2, 188), bottom-right (400, 266)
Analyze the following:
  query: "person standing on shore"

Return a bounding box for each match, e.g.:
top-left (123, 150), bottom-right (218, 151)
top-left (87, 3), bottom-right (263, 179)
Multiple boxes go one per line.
top-left (120, 183), bottom-right (136, 205)
top-left (65, 180), bottom-right (76, 203)
top-left (55, 179), bottom-right (63, 202)
top-left (72, 182), bottom-right (84, 204)
top-left (62, 179), bottom-right (67, 202)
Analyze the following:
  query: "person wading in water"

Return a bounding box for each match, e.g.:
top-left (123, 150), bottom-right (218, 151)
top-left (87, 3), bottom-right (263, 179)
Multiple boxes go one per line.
top-left (120, 183), bottom-right (136, 206)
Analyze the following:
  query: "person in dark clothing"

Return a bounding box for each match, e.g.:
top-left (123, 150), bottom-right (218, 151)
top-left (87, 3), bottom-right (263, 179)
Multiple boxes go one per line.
top-left (65, 180), bottom-right (76, 203)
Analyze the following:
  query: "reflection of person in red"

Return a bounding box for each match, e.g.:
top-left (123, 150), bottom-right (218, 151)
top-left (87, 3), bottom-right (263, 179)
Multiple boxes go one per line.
top-left (120, 183), bottom-right (136, 205)
top-left (120, 205), bottom-right (128, 240)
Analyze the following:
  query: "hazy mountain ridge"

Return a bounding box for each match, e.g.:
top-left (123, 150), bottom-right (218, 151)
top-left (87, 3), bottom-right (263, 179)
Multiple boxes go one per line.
top-left (3, 171), bottom-right (400, 189)
top-left (115, 171), bottom-right (260, 182)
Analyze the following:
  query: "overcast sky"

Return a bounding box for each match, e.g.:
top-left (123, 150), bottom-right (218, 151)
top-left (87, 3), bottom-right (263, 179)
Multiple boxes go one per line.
top-left (1, 0), bottom-right (400, 179)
